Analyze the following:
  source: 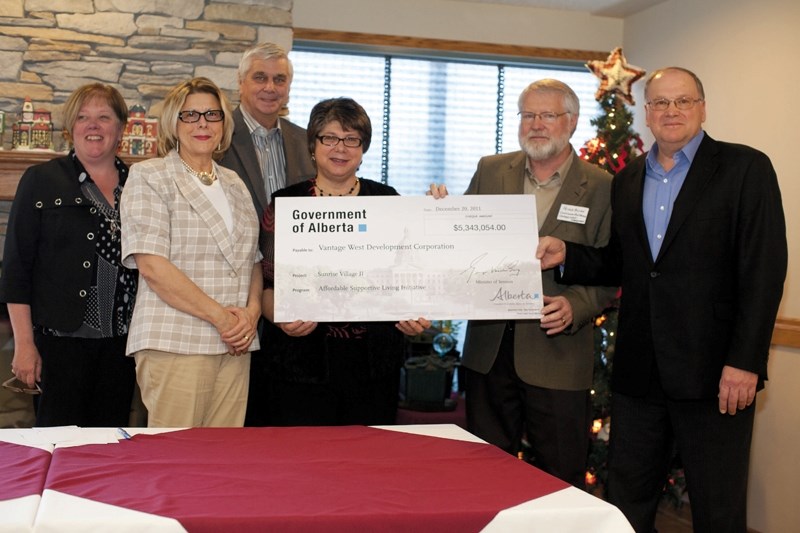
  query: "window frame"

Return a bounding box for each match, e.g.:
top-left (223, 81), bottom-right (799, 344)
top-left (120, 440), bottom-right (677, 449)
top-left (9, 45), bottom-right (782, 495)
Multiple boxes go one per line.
top-left (289, 28), bottom-right (607, 194)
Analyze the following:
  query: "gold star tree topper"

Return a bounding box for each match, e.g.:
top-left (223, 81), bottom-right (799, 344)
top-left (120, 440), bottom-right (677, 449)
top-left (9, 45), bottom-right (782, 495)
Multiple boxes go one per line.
top-left (586, 47), bottom-right (646, 106)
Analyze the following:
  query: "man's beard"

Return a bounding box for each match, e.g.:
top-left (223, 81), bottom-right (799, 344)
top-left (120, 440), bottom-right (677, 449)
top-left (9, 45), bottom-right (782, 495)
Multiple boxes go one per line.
top-left (519, 132), bottom-right (570, 161)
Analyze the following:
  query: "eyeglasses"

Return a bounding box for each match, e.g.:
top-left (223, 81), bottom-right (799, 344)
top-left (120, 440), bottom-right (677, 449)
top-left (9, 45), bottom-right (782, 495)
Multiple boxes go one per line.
top-left (646, 97), bottom-right (704, 111)
top-left (518, 111), bottom-right (570, 124)
top-left (317, 135), bottom-right (363, 148)
top-left (178, 109), bottom-right (225, 123)
top-left (2, 376), bottom-right (42, 395)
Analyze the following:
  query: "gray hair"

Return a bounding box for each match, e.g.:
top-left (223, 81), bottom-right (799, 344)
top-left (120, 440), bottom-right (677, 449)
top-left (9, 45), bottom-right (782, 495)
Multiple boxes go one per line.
top-left (238, 42), bottom-right (293, 83)
top-left (517, 79), bottom-right (580, 116)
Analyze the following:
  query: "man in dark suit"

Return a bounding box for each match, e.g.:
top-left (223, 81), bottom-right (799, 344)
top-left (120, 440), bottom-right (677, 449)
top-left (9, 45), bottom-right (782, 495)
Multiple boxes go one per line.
top-left (537, 67), bottom-right (787, 533)
top-left (220, 42), bottom-right (315, 426)
top-left (462, 79), bottom-right (617, 488)
top-left (220, 42), bottom-right (315, 222)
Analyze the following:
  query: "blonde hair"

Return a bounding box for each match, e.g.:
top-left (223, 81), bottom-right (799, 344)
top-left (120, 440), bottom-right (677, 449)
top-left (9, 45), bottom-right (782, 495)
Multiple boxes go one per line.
top-left (157, 77), bottom-right (233, 159)
top-left (62, 83), bottom-right (128, 143)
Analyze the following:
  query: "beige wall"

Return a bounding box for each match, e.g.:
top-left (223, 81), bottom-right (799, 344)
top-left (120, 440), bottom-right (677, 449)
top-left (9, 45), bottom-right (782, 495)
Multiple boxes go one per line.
top-left (294, 0), bottom-right (624, 51)
top-left (296, 0), bottom-right (800, 531)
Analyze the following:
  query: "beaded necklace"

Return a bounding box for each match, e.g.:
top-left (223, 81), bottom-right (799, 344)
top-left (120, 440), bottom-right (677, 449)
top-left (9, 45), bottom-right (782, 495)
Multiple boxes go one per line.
top-left (315, 178), bottom-right (359, 196)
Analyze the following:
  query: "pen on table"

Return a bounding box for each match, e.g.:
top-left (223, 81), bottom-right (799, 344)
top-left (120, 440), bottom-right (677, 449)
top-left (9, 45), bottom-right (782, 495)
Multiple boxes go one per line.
top-left (117, 427), bottom-right (133, 440)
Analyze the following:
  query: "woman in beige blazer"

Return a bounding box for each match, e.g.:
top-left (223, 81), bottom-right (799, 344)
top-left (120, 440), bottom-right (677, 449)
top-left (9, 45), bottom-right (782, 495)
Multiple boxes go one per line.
top-left (121, 78), bottom-right (262, 427)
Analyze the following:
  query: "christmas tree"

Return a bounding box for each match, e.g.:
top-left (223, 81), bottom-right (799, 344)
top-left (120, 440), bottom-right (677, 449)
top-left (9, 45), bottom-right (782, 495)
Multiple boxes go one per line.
top-left (580, 47), bottom-right (642, 494)
top-left (580, 48), bottom-right (686, 508)
top-left (580, 47), bottom-right (645, 175)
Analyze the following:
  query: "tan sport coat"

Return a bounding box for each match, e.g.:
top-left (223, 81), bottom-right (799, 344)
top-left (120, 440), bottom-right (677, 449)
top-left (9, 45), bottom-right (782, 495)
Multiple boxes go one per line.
top-left (461, 150), bottom-right (616, 390)
top-left (121, 150), bottom-right (261, 355)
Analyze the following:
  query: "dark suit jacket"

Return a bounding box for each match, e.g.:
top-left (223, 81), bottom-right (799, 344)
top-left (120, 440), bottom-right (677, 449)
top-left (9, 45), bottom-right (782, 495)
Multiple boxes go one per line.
top-left (219, 107), bottom-right (316, 221)
top-left (462, 151), bottom-right (617, 390)
top-left (561, 133), bottom-right (787, 399)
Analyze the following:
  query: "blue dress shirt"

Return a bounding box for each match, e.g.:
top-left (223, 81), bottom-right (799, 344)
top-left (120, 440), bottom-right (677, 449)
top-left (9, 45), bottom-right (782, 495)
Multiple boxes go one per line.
top-left (642, 131), bottom-right (705, 260)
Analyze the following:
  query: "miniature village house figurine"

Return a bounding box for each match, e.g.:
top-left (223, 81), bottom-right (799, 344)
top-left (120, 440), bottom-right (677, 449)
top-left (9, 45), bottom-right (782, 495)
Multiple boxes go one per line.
top-left (11, 97), bottom-right (54, 151)
top-left (119, 104), bottom-right (158, 157)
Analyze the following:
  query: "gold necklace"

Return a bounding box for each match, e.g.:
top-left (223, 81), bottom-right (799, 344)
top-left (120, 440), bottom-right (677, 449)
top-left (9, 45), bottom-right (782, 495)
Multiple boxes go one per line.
top-left (315, 178), bottom-right (359, 196)
top-left (180, 157), bottom-right (216, 186)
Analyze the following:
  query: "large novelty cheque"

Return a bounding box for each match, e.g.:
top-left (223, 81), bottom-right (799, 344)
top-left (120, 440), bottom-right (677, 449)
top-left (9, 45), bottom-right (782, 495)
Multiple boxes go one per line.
top-left (273, 195), bottom-right (543, 322)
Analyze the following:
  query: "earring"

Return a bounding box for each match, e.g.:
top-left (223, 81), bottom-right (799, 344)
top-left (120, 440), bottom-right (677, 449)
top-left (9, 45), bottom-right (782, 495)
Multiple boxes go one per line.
top-left (217, 143), bottom-right (221, 151)
top-left (176, 139), bottom-right (180, 153)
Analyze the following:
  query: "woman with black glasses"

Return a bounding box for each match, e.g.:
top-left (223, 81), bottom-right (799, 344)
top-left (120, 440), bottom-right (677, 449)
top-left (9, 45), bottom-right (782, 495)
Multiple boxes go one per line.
top-left (259, 97), bottom-right (446, 426)
top-left (120, 77), bottom-right (262, 427)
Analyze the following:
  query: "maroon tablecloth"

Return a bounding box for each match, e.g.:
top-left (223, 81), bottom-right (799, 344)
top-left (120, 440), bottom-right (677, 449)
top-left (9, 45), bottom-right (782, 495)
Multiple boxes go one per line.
top-left (44, 426), bottom-right (568, 533)
top-left (0, 440), bottom-right (51, 501)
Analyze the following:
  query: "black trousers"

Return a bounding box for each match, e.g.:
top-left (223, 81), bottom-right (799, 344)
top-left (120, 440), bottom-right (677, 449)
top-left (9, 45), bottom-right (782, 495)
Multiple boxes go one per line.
top-left (35, 333), bottom-right (135, 427)
top-left (267, 372), bottom-right (399, 427)
top-left (465, 322), bottom-right (592, 488)
top-left (607, 386), bottom-right (755, 533)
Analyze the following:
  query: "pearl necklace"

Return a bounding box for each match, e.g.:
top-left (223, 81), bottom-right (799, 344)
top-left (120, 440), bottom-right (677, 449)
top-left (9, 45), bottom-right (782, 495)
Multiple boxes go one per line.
top-left (180, 157), bottom-right (217, 186)
top-left (315, 178), bottom-right (359, 196)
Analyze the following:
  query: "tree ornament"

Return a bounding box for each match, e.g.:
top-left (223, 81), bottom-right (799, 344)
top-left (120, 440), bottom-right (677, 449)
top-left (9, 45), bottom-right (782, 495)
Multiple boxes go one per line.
top-left (586, 47), bottom-right (646, 106)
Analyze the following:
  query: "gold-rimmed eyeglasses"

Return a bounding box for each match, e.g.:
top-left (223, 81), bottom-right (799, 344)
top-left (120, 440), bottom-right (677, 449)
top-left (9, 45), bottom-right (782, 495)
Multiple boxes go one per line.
top-left (646, 97), bottom-right (704, 111)
top-left (518, 111), bottom-right (570, 124)
top-left (2, 376), bottom-right (42, 395)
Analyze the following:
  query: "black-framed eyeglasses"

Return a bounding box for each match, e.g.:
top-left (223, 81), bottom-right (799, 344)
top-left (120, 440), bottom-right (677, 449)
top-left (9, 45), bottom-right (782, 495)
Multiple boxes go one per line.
top-left (646, 97), bottom-right (704, 111)
top-left (518, 111), bottom-right (570, 124)
top-left (316, 135), bottom-right (363, 148)
top-left (178, 109), bottom-right (225, 123)
top-left (2, 376), bottom-right (42, 395)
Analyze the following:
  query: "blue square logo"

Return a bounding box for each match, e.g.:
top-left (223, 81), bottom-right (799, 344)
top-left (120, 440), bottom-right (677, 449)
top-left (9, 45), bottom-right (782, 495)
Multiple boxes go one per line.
top-left (359, 224), bottom-right (367, 232)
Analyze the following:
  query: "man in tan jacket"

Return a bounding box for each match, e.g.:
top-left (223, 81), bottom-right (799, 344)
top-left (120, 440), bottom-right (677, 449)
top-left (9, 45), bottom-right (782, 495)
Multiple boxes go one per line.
top-left (462, 79), bottom-right (616, 488)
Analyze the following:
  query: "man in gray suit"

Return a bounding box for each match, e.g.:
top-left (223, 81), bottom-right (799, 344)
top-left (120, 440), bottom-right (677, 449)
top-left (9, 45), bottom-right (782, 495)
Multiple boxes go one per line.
top-left (221, 42), bottom-right (315, 223)
top-left (462, 79), bottom-right (616, 488)
top-left (220, 43), bottom-right (315, 426)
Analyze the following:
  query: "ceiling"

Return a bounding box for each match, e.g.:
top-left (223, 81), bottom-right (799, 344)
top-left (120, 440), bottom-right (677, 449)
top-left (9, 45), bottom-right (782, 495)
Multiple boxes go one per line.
top-left (450, 0), bottom-right (666, 18)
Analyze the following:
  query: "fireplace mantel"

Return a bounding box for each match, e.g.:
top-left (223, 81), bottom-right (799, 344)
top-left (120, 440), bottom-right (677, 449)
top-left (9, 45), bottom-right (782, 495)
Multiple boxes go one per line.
top-left (0, 150), bottom-right (148, 200)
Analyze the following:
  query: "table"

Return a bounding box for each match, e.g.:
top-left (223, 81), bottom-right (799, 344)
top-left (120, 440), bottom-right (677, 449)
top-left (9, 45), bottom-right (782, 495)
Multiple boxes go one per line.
top-left (1, 425), bottom-right (633, 533)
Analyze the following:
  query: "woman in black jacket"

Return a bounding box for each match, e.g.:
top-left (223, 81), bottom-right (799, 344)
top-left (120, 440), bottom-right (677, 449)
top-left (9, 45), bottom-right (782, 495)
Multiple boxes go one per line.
top-left (1, 83), bottom-right (138, 427)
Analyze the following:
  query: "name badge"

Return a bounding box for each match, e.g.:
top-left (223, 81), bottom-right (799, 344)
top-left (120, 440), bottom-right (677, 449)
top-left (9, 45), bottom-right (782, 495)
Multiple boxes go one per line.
top-left (557, 204), bottom-right (589, 224)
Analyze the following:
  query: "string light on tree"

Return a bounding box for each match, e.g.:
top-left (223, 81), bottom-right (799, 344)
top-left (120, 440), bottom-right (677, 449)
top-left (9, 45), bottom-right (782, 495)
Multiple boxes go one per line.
top-left (582, 47), bottom-right (646, 495)
top-left (582, 49), bottom-right (687, 507)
